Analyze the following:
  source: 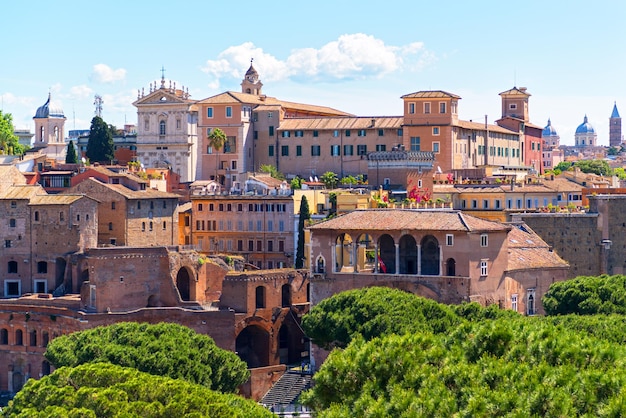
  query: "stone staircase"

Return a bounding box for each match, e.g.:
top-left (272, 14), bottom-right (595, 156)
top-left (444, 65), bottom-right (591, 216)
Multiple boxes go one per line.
top-left (261, 370), bottom-right (312, 407)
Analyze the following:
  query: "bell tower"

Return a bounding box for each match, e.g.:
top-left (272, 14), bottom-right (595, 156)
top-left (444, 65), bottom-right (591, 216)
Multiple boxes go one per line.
top-left (241, 59), bottom-right (263, 96)
top-left (610, 102), bottom-right (622, 148)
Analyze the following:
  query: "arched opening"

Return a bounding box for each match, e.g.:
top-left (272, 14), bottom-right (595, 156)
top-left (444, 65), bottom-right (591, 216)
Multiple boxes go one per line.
top-left (236, 325), bottom-right (270, 368)
top-left (420, 235), bottom-right (440, 275)
top-left (37, 261), bottom-right (48, 274)
top-left (55, 257), bottom-right (67, 290)
top-left (42, 331), bottom-right (49, 347)
top-left (446, 258), bottom-right (456, 276)
top-left (277, 319), bottom-right (306, 366)
top-left (147, 295), bottom-right (161, 307)
top-left (335, 233), bottom-right (354, 272)
top-left (176, 268), bottom-right (192, 301)
top-left (356, 233), bottom-right (376, 272)
top-left (159, 120), bottom-right (166, 135)
top-left (15, 329), bottom-right (23, 346)
top-left (378, 234), bottom-right (395, 274)
top-left (12, 372), bottom-right (24, 393)
top-left (0, 328), bottom-right (8, 344)
top-left (255, 286), bottom-right (266, 309)
top-left (29, 330), bottom-right (37, 347)
top-left (281, 284), bottom-right (291, 308)
top-left (399, 235), bottom-right (418, 274)
top-left (316, 256), bottom-right (325, 273)
top-left (42, 361), bottom-right (51, 376)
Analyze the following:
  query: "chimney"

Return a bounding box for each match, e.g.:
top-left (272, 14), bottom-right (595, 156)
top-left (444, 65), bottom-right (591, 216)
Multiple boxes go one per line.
top-left (370, 118), bottom-right (376, 127)
top-left (519, 87), bottom-right (527, 92)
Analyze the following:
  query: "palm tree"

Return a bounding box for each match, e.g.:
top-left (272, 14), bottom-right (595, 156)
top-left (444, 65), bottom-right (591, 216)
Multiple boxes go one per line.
top-left (207, 128), bottom-right (227, 185)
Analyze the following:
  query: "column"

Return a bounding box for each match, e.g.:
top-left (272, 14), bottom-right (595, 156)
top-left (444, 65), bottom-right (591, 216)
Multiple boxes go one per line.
top-left (332, 244), bottom-right (337, 273)
top-left (439, 245), bottom-right (443, 276)
top-left (417, 244), bottom-right (421, 275)
top-left (395, 243), bottom-right (400, 275)
top-left (374, 243), bottom-right (379, 273)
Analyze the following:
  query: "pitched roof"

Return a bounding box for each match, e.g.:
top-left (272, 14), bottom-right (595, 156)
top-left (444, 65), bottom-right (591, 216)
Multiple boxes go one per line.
top-left (0, 185), bottom-right (46, 199)
top-left (401, 90), bottom-right (461, 99)
top-left (455, 120), bottom-right (519, 135)
top-left (29, 194), bottom-right (90, 205)
top-left (309, 209), bottom-right (510, 233)
top-left (506, 223), bottom-right (569, 271)
top-left (279, 116), bottom-right (403, 131)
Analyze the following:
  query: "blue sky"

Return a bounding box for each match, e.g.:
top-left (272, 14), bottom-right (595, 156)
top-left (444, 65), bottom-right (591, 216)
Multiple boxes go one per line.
top-left (2, 0), bottom-right (625, 146)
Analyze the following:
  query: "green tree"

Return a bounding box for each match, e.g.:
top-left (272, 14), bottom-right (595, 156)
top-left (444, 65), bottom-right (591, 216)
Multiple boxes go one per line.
top-left (295, 195), bottom-right (310, 269)
top-left (542, 274), bottom-right (626, 315)
top-left (290, 176), bottom-right (303, 189)
top-left (320, 171), bottom-right (338, 189)
top-left (86, 116), bottom-right (115, 163)
top-left (574, 159), bottom-right (612, 176)
top-left (208, 128), bottom-right (227, 183)
top-left (259, 164), bottom-right (285, 180)
top-left (65, 140), bottom-right (78, 163)
top-left (0, 111), bottom-right (24, 155)
top-left (3, 363), bottom-right (273, 418)
top-left (554, 161), bottom-right (573, 172)
top-left (44, 322), bottom-right (249, 393)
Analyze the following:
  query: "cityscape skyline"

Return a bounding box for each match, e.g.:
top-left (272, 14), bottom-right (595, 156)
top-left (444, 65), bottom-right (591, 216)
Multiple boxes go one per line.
top-left (2, 0), bottom-right (625, 147)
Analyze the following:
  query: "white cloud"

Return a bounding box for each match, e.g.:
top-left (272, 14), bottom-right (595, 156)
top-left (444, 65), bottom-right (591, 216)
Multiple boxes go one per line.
top-left (201, 34), bottom-right (431, 88)
top-left (91, 64), bottom-right (127, 83)
top-left (68, 85), bottom-right (93, 100)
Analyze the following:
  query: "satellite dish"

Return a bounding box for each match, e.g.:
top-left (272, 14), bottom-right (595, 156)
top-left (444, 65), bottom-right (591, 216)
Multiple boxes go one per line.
top-left (314, 176), bottom-right (319, 182)
top-left (309, 176), bottom-right (313, 182)
top-left (81, 157), bottom-right (86, 163)
top-left (437, 166), bottom-right (442, 174)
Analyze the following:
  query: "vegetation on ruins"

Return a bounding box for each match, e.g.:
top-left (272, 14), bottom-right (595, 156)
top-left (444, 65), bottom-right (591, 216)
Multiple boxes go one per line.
top-left (44, 322), bottom-right (249, 393)
top-left (301, 286), bottom-right (626, 417)
top-left (2, 363), bottom-right (273, 418)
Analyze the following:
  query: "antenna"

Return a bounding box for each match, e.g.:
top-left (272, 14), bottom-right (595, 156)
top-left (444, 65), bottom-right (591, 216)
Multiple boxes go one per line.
top-left (94, 95), bottom-right (103, 118)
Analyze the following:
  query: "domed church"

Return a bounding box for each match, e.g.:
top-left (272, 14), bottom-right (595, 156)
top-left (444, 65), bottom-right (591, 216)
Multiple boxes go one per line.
top-left (33, 93), bottom-right (67, 161)
top-left (574, 115), bottom-right (597, 147)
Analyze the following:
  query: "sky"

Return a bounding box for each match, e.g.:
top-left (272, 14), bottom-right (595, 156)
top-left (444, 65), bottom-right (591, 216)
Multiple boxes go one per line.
top-left (2, 0), bottom-right (626, 146)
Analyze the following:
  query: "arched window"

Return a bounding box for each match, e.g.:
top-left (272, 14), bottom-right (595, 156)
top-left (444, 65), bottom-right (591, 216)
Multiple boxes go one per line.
top-left (15, 329), bottom-right (23, 346)
top-left (0, 328), bottom-right (8, 345)
top-left (9, 218), bottom-right (16, 227)
top-left (54, 126), bottom-right (59, 141)
top-left (316, 257), bottom-right (325, 273)
top-left (281, 284), bottom-right (291, 307)
top-left (40, 126), bottom-right (44, 142)
top-left (159, 120), bottom-right (166, 135)
top-left (255, 286), bottom-right (266, 309)
top-left (42, 331), bottom-right (49, 347)
top-left (30, 330), bottom-right (37, 346)
top-left (108, 222), bottom-right (113, 231)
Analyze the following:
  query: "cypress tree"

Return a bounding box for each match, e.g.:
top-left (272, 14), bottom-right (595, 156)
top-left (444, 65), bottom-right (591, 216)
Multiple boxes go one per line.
top-left (295, 196), bottom-right (310, 269)
top-left (65, 140), bottom-right (78, 163)
top-left (86, 116), bottom-right (115, 163)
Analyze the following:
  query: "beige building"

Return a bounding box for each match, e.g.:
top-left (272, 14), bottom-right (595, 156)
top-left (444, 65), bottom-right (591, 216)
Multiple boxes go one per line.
top-left (186, 194), bottom-right (295, 269)
top-left (133, 76), bottom-right (198, 183)
top-left (32, 94), bottom-right (67, 162)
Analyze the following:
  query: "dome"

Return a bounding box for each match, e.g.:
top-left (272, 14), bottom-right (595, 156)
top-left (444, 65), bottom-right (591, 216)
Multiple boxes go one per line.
top-left (34, 93), bottom-right (65, 119)
top-left (542, 118), bottom-right (558, 137)
top-left (575, 115), bottom-right (595, 134)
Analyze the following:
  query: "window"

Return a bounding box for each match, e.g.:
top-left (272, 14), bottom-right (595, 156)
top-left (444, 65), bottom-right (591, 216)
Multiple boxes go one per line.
top-left (267, 240), bottom-right (274, 252)
top-left (398, 129), bottom-right (403, 136)
top-left (333, 130), bottom-right (339, 137)
top-left (142, 222), bottom-right (146, 232)
top-left (357, 144), bottom-right (367, 155)
top-left (256, 240), bottom-right (262, 251)
top-left (527, 288), bottom-right (536, 315)
top-left (311, 145), bottom-right (321, 156)
top-left (237, 240), bottom-right (243, 251)
top-left (9, 219), bottom-right (15, 228)
top-left (257, 220), bottom-right (262, 231)
top-left (37, 261), bottom-right (48, 274)
top-left (409, 103), bottom-right (415, 114)
top-left (0, 328), bottom-right (7, 345)
top-left (108, 222), bottom-right (113, 231)
top-left (471, 200), bottom-right (477, 209)
top-left (207, 107), bottom-right (213, 118)
top-left (295, 130), bottom-right (304, 137)
top-left (509, 103), bottom-right (517, 110)
top-left (268, 112), bottom-right (273, 119)
top-left (343, 145), bottom-right (354, 156)
top-left (439, 102), bottom-right (447, 114)
top-left (269, 126), bottom-right (274, 136)
top-left (282, 131), bottom-right (291, 138)
top-left (424, 102), bottom-right (431, 114)
top-left (253, 130), bottom-right (258, 140)
top-left (313, 130), bottom-right (319, 137)
top-left (5, 240), bottom-right (11, 248)
top-left (296, 145), bottom-right (302, 156)
top-left (480, 260), bottom-right (488, 276)
top-left (410, 137), bottom-right (420, 151)
top-left (267, 220), bottom-right (273, 232)
top-left (34, 279), bottom-right (47, 294)
top-left (149, 222), bottom-right (153, 231)
top-left (15, 329), bottom-right (23, 346)
top-left (176, 119), bottom-right (181, 129)
top-left (511, 294), bottom-right (518, 312)
top-left (4, 280), bottom-right (20, 297)
top-left (226, 106), bottom-right (232, 118)
top-left (281, 145), bottom-right (289, 156)
top-left (358, 129), bottom-right (366, 137)
top-left (268, 145), bottom-right (274, 157)
top-left (495, 200), bottom-right (501, 209)
top-left (433, 127), bottom-right (440, 135)
top-left (378, 129), bottom-right (384, 136)
top-left (483, 200), bottom-right (489, 209)
top-left (345, 130), bottom-right (351, 137)
top-left (248, 240), bottom-right (254, 251)
top-left (446, 234), bottom-right (454, 246)
top-left (279, 220), bottom-right (285, 232)
top-left (159, 120), bottom-right (166, 135)
top-left (376, 144), bottom-right (386, 151)
top-left (255, 286), bottom-right (266, 309)
top-left (480, 234), bottom-right (488, 247)
top-left (433, 142), bottom-right (440, 153)
top-left (279, 240), bottom-right (285, 252)
top-left (330, 145), bottom-right (340, 156)
top-left (207, 145), bottom-right (213, 154)
top-left (10, 201), bottom-right (16, 209)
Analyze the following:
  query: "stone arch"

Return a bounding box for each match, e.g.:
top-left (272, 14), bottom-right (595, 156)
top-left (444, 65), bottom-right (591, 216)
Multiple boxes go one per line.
top-left (12, 372), bottom-right (24, 393)
top-left (378, 234), bottom-right (395, 274)
top-left (15, 329), bottom-right (23, 346)
top-left (0, 328), bottom-right (8, 344)
top-left (399, 234), bottom-right (418, 274)
top-left (236, 325), bottom-right (270, 368)
top-left (281, 283), bottom-right (291, 308)
top-left (42, 331), bottom-right (49, 347)
top-left (175, 266), bottom-right (195, 302)
top-left (42, 360), bottom-right (51, 376)
top-left (29, 330), bottom-right (37, 347)
top-left (147, 295), bottom-right (162, 307)
top-left (335, 233), bottom-right (354, 272)
top-left (356, 233), bottom-right (376, 272)
top-left (446, 258), bottom-right (456, 276)
top-left (278, 320), bottom-right (305, 365)
top-left (315, 256), bottom-right (326, 273)
top-left (421, 235), bottom-right (440, 276)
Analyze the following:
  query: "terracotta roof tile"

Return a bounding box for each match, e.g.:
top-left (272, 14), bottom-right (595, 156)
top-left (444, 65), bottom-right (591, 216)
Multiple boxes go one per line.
top-left (309, 209), bottom-right (510, 232)
top-left (0, 185), bottom-right (46, 199)
top-left (401, 90), bottom-right (461, 99)
top-left (279, 116), bottom-right (403, 131)
top-left (29, 194), bottom-right (87, 205)
top-left (506, 223), bottom-right (569, 271)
